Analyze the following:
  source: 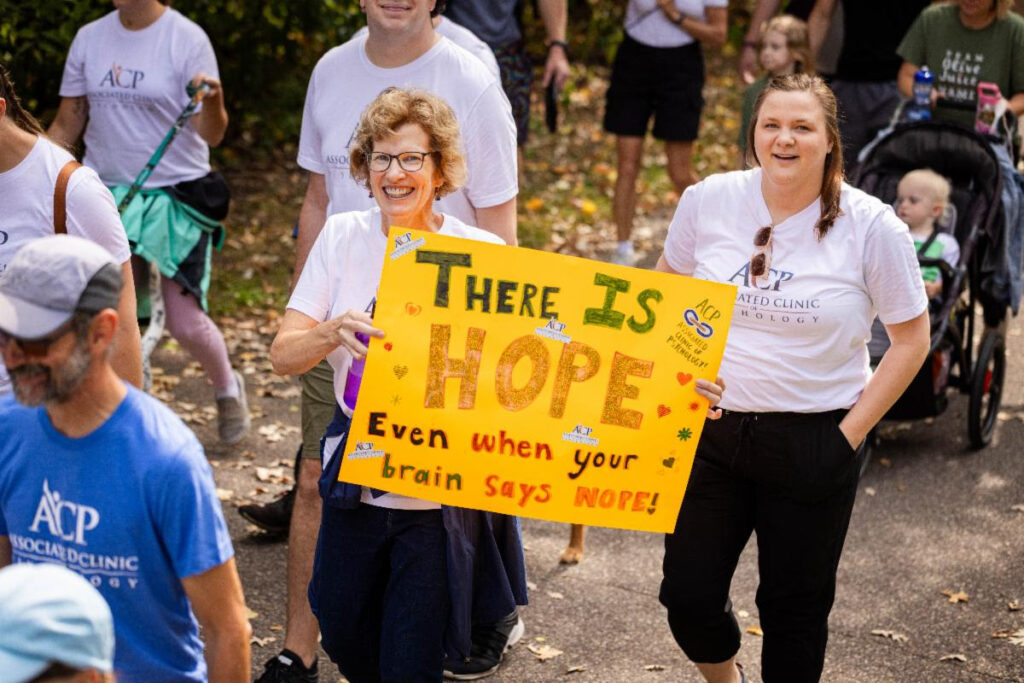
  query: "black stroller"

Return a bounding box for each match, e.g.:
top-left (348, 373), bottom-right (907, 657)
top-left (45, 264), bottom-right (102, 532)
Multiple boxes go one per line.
top-left (854, 121), bottom-right (1008, 449)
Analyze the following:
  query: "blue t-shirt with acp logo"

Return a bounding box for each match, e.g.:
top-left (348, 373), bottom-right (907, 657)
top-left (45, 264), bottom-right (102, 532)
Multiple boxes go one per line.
top-left (0, 387), bottom-right (234, 683)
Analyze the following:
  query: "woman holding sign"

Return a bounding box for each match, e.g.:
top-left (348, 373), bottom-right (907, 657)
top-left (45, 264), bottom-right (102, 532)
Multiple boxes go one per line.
top-left (655, 73), bottom-right (930, 683)
top-left (269, 88), bottom-right (526, 682)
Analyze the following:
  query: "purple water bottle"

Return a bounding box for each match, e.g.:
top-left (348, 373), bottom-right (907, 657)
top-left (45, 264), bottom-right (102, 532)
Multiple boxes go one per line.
top-left (342, 298), bottom-right (376, 411)
top-left (907, 66), bottom-right (934, 122)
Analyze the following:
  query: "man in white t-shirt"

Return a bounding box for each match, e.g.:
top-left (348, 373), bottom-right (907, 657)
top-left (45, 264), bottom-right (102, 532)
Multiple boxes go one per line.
top-left (249, 2), bottom-right (519, 681)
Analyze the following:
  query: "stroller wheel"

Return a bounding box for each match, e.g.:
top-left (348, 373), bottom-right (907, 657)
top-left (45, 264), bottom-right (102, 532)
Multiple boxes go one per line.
top-left (967, 332), bottom-right (1006, 449)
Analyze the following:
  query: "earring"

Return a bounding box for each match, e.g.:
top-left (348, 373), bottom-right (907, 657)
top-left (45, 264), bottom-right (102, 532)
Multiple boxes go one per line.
top-left (434, 189), bottom-right (441, 201)
top-left (368, 189), bottom-right (373, 198)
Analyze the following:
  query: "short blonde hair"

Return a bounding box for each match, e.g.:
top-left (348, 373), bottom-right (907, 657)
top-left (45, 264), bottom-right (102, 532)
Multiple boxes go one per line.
top-left (349, 88), bottom-right (467, 198)
top-left (900, 168), bottom-right (951, 209)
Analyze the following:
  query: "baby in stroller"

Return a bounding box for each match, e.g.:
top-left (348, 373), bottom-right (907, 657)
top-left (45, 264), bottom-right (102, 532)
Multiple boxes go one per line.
top-left (896, 169), bottom-right (961, 305)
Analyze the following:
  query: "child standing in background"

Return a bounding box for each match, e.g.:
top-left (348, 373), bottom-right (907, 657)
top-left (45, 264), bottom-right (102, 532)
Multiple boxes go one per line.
top-left (897, 168), bottom-right (960, 301)
top-left (738, 15), bottom-right (814, 165)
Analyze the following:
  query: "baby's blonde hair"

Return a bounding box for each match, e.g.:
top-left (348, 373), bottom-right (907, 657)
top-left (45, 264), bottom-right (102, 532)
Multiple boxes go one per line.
top-left (900, 169), bottom-right (951, 210)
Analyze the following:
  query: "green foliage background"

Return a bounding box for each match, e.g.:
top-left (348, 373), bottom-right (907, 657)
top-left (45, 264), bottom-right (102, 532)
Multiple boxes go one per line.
top-left (1, 0), bottom-right (752, 150)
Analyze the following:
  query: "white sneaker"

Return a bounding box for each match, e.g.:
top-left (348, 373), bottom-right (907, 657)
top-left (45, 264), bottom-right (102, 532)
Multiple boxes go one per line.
top-left (610, 247), bottom-right (639, 266)
top-left (216, 370), bottom-right (250, 444)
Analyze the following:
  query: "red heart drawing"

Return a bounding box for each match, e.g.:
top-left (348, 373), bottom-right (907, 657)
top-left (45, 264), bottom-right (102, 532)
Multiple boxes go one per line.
top-left (405, 302), bottom-right (422, 316)
top-left (657, 404), bottom-right (671, 417)
top-left (676, 372), bottom-right (693, 386)
top-left (384, 342), bottom-right (393, 351)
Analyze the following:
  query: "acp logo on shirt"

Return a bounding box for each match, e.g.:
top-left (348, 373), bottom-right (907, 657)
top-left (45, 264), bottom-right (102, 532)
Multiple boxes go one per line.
top-left (99, 62), bottom-right (145, 90)
top-left (29, 479), bottom-right (100, 546)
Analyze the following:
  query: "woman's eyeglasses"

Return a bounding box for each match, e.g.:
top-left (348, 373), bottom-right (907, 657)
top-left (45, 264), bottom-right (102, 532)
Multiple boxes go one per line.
top-left (750, 224), bottom-right (774, 283)
top-left (0, 320), bottom-right (75, 357)
top-left (368, 151), bottom-right (437, 173)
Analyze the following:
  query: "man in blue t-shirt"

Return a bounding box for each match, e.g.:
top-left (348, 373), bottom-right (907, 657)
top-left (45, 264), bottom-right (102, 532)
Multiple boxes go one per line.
top-left (0, 235), bottom-right (251, 683)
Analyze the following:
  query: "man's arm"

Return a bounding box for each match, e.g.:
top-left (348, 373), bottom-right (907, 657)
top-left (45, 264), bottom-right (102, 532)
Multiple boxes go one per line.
top-left (181, 558), bottom-right (251, 683)
top-left (111, 261), bottom-right (144, 388)
top-left (740, 0), bottom-right (783, 84)
top-left (475, 198), bottom-right (518, 246)
top-left (537, 0), bottom-right (570, 90)
top-left (291, 172), bottom-right (329, 291)
top-left (47, 96), bottom-right (89, 151)
top-left (808, 0), bottom-right (838, 58)
top-left (0, 536), bottom-right (10, 567)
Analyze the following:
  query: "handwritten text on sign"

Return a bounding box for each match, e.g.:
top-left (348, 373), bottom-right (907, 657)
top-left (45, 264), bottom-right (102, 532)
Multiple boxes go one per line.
top-left (340, 229), bottom-right (736, 532)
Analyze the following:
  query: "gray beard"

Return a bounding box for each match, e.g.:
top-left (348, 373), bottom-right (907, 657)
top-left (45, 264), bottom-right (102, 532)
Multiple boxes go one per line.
top-left (10, 339), bottom-right (93, 407)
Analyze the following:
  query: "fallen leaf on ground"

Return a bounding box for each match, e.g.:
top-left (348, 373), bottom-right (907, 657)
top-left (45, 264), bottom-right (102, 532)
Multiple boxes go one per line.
top-left (878, 457), bottom-right (892, 467)
top-left (215, 488), bottom-right (234, 501)
top-left (864, 487), bottom-right (876, 497)
top-left (564, 665), bottom-right (586, 675)
top-left (255, 466), bottom-right (285, 483)
top-left (1011, 504), bottom-right (1024, 512)
top-left (1008, 600), bottom-right (1021, 611)
top-left (250, 635), bottom-right (276, 647)
top-left (527, 581), bottom-right (538, 590)
top-left (1008, 630), bottom-right (1024, 646)
top-left (939, 654), bottom-right (966, 662)
top-left (644, 664), bottom-right (666, 671)
top-left (871, 629), bottom-right (909, 643)
top-left (547, 591), bottom-right (565, 600)
top-left (737, 609), bottom-right (750, 618)
top-left (746, 626), bottom-right (763, 637)
top-left (941, 589), bottom-right (969, 604)
top-left (270, 624), bottom-right (284, 631)
top-left (246, 607), bottom-right (259, 620)
top-left (527, 644), bottom-right (563, 661)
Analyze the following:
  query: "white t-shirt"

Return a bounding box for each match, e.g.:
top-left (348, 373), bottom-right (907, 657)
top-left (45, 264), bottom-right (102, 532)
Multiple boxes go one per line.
top-left (0, 136), bottom-right (131, 396)
top-left (625, 0), bottom-right (728, 48)
top-left (297, 34), bottom-right (517, 224)
top-left (288, 207), bottom-right (504, 509)
top-left (353, 17), bottom-right (501, 81)
top-left (59, 8), bottom-right (218, 188)
top-left (663, 169), bottom-right (928, 413)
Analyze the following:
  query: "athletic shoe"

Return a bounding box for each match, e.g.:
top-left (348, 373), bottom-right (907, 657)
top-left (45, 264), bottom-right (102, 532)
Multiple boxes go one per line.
top-left (443, 610), bottom-right (525, 680)
top-left (216, 370), bottom-right (250, 444)
top-left (610, 246), bottom-right (639, 266)
top-left (254, 648), bottom-right (318, 683)
top-left (238, 486), bottom-right (295, 536)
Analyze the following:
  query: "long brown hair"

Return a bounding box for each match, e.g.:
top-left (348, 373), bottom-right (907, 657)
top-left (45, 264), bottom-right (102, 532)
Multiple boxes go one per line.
top-left (0, 63), bottom-right (45, 136)
top-left (745, 73), bottom-right (844, 239)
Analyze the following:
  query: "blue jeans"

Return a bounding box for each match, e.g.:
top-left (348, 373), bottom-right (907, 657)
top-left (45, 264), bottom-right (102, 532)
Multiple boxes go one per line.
top-left (310, 504), bottom-right (449, 683)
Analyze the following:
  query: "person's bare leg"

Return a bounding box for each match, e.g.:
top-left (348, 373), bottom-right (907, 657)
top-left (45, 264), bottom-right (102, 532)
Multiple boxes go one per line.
top-left (559, 524), bottom-right (586, 564)
top-left (280, 459), bottom-right (322, 667)
top-left (695, 658), bottom-right (742, 683)
top-left (665, 140), bottom-right (699, 195)
top-left (613, 135), bottom-right (645, 243)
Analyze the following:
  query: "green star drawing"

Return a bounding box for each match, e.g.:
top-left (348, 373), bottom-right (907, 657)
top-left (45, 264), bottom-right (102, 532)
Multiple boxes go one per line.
top-left (677, 428), bottom-right (693, 441)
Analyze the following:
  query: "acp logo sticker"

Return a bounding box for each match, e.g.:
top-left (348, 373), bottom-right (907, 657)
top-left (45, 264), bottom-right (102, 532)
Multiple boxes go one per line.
top-left (348, 441), bottom-right (386, 460)
top-left (683, 298), bottom-right (723, 339)
top-left (535, 317), bottom-right (570, 343)
top-left (390, 232), bottom-right (427, 260)
top-left (562, 424), bottom-right (598, 446)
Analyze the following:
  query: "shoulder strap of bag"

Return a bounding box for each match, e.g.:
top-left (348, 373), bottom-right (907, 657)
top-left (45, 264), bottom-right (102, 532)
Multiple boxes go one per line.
top-left (53, 160), bottom-right (83, 234)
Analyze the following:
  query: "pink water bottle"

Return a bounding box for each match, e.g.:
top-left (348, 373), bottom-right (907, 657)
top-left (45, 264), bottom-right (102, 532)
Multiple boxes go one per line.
top-left (975, 82), bottom-right (1003, 135)
top-left (342, 298), bottom-right (376, 411)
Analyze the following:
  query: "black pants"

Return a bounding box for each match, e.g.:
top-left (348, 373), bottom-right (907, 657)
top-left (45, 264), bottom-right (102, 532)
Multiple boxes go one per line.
top-left (659, 410), bottom-right (861, 682)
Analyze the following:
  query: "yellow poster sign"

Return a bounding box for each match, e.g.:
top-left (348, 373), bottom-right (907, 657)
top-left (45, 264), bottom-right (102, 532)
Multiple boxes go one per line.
top-left (340, 229), bottom-right (736, 532)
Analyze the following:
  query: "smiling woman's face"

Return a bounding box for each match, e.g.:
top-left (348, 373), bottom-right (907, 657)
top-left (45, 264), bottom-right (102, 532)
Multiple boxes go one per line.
top-left (958, 0), bottom-right (996, 22)
top-left (753, 89), bottom-right (832, 193)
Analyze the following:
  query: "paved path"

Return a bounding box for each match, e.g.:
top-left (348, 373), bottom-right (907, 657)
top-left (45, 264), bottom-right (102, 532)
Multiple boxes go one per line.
top-left (164, 252), bottom-right (1024, 683)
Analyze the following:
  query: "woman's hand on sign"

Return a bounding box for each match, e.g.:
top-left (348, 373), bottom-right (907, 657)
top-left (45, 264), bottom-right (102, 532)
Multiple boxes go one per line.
top-left (695, 377), bottom-right (725, 421)
top-left (320, 310), bottom-right (385, 360)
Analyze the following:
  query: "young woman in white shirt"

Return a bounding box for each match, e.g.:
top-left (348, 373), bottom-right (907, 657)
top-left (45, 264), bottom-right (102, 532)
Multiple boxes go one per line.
top-left (0, 63), bottom-right (142, 394)
top-left (655, 74), bottom-right (931, 683)
top-left (47, 0), bottom-right (247, 443)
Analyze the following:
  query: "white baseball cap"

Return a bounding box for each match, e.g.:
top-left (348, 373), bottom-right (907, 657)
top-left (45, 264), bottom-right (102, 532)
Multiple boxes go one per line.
top-left (0, 563), bottom-right (115, 682)
top-left (0, 235), bottom-right (122, 340)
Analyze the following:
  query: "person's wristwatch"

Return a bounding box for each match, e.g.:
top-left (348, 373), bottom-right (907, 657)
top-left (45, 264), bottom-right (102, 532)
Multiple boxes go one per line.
top-left (547, 39), bottom-right (569, 59)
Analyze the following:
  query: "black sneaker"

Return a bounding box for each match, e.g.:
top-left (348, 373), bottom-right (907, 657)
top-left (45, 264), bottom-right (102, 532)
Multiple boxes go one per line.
top-left (255, 648), bottom-right (318, 683)
top-left (443, 609), bottom-right (525, 680)
top-left (238, 485), bottom-right (295, 536)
